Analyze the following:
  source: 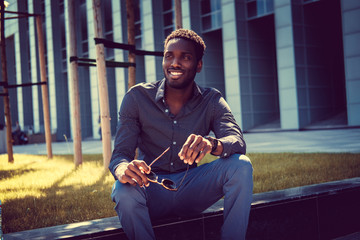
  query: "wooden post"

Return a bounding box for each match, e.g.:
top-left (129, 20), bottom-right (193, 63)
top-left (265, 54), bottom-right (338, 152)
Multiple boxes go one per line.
top-left (68, 0), bottom-right (82, 167)
top-left (35, 15), bottom-right (53, 159)
top-left (126, 0), bottom-right (136, 89)
top-left (92, 0), bottom-right (112, 169)
top-left (175, 0), bottom-right (182, 29)
top-left (0, 0), bottom-right (14, 163)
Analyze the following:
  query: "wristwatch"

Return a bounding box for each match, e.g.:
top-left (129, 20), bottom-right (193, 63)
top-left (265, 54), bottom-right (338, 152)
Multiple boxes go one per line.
top-left (204, 136), bottom-right (218, 154)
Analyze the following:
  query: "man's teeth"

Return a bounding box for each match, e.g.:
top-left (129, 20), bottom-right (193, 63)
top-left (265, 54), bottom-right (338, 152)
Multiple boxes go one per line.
top-left (170, 72), bottom-right (182, 75)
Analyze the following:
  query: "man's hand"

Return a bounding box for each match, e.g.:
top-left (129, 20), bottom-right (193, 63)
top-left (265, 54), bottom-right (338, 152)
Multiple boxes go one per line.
top-left (115, 160), bottom-right (151, 187)
top-left (178, 134), bottom-right (212, 165)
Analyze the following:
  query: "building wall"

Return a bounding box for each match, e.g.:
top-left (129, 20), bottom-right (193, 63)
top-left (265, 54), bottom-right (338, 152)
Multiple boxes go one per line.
top-left (1, 0), bottom-right (359, 141)
top-left (241, 0), bottom-right (279, 130)
top-left (342, 0), bottom-right (360, 126)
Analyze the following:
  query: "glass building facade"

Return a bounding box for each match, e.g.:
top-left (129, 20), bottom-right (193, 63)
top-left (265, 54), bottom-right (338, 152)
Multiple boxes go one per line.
top-left (1, 0), bottom-right (359, 141)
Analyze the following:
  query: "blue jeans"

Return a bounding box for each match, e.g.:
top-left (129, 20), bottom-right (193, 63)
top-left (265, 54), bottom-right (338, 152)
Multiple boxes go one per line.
top-left (111, 154), bottom-right (253, 240)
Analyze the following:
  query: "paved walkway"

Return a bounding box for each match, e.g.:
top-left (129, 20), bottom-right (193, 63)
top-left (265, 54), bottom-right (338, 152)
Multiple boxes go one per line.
top-left (11, 128), bottom-right (360, 155)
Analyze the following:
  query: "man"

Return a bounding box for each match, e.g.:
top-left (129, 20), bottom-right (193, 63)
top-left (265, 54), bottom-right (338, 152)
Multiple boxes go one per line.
top-left (110, 29), bottom-right (253, 240)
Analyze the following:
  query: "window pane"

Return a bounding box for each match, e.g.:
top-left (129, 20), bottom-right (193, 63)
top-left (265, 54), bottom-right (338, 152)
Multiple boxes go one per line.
top-left (266, 0), bottom-right (274, 12)
top-left (82, 42), bottom-right (88, 54)
top-left (164, 12), bottom-right (173, 26)
top-left (257, 0), bottom-right (264, 15)
top-left (163, 0), bottom-right (172, 11)
top-left (216, 11), bottom-right (221, 28)
top-left (202, 15), bottom-right (211, 31)
top-left (164, 27), bottom-right (173, 37)
top-left (134, 0), bottom-right (141, 22)
top-left (201, 0), bottom-right (211, 14)
top-left (212, 0), bottom-right (221, 11)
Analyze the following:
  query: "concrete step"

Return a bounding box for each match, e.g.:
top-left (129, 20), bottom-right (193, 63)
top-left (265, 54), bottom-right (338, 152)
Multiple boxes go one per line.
top-left (4, 177), bottom-right (360, 240)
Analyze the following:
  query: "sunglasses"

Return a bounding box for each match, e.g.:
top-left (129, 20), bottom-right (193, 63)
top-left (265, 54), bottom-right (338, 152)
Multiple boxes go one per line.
top-left (146, 147), bottom-right (189, 191)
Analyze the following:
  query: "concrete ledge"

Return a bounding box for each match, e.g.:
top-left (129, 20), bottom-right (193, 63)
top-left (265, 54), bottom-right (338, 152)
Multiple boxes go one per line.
top-left (4, 178), bottom-right (360, 240)
top-left (248, 177), bottom-right (360, 240)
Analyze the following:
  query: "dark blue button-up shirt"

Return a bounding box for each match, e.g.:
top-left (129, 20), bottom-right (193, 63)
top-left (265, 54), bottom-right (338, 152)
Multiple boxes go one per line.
top-left (109, 79), bottom-right (246, 178)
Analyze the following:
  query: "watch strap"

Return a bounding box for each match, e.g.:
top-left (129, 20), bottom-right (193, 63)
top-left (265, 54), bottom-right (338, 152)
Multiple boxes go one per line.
top-left (204, 136), bottom-right (218, 154)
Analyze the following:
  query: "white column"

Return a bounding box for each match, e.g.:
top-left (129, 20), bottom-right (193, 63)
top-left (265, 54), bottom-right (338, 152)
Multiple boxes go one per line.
top-left (221, 0), bottom-right (243, 127)
top-left (274, 0), bottom-right (299, 129)
top-left (64, 0), bottom-right (75, 138)
top-left (87, 0), bottom-right (101, 138)
top-left (112, 0), bottom-right (126, 109)
top-left (45, 0), bottom-right (58, 134)
top-left (143, 0), bottom-right (157, 83)
top-left (341, 1), bottom-right (360, 126)
top-left (14, 33), bottom-right (24, 127)
top-left (10, 2), bottom-right (24, 127)
top-left (182, 0), bottom-right (191, 29)
top-left (28, 0), bottom-right (40, 133)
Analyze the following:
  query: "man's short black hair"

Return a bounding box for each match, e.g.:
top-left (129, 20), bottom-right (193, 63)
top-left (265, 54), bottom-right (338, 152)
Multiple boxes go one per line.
top-left (164, 29), bottom-right (206, 61)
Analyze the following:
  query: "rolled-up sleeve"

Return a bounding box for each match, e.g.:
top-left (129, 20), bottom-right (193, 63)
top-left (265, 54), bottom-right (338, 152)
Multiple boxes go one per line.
top-left (109, 90), bottom-right (141, 179)
top-left (211, 94), bottom-right (246, 158)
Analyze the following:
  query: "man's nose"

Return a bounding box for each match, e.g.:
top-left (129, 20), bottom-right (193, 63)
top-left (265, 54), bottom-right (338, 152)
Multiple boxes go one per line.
top-left (171, 57), bottom-right (181, 67)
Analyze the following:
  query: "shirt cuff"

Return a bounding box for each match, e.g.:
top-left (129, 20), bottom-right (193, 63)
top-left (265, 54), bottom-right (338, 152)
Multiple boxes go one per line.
top-left (109, 158), bottom-right (130, 179)
top-left (217, 137), bottom-right (246, 158)
top-left (218, 138), bottom-right (231, 158)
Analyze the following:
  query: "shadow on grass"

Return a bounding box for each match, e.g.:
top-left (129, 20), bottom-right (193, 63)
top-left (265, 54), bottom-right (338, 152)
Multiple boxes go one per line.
top-left (2, 168), bottom-right (116, 234)
top-left (47, 154), bottom-right (104, 163)
top-left (0, 168), bottom-right (37, 180)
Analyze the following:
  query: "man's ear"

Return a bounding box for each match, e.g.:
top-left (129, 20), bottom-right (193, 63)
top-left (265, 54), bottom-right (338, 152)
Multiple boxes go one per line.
top-left (196, 60), bottom-right (203, 73)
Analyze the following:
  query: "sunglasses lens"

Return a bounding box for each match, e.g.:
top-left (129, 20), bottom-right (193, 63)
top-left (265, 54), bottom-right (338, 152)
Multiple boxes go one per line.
top-left (162, 179), bottom-right (176, 190)
top-left (146, 171), bottom-right (157, 181)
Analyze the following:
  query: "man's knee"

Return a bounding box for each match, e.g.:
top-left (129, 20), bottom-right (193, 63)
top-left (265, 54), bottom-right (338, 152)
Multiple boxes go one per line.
top-left (111, 181), bottom-right (146, 211)
top-left (228, 154), bottom-right (252, 171)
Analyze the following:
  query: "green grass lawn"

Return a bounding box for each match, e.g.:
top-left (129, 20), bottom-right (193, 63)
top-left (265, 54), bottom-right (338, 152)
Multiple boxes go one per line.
top-left (1, 152), bottom-right (360, 234)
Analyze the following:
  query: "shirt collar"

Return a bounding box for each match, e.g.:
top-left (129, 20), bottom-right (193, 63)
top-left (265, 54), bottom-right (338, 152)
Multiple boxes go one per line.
top-left (155, 78), bottom-right (203, 103)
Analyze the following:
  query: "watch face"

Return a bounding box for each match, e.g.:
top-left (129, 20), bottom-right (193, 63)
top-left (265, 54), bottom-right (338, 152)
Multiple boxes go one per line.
top-left (205, 136), bottom-right (217, 153)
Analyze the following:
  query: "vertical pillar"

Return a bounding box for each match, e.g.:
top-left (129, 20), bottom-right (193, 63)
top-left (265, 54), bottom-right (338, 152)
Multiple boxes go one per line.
top-left (45, 0), bottom-right (58, 138)
top-left (92, 0), bottom-right (112, 169)
top-left (181, 0), bottom-right (191, 29)
top-left (68, 0), bottom-right (82, 166)
top-left (341, 1), bottom-right (360, 126)
top-left (0, 0), bottom-right (14, 163)
top-left (175, 0), bottom-right (182, 29)
top-left (274, 0), bottom-right (299, 129)
top-left (126, 0), bottom-right (136, 88)
top-left (221, 0), bottom-right (243, 128)
top-left (36, 15), bottom-right (53, 159)
top-left (143, 0), bottom-right (157, 83)
top-left (86, 0), bottom-right (100, 139)
top-left (112, 0), bottom-right (126, 106)
top-left (28, 0), bottom-right (40, 133)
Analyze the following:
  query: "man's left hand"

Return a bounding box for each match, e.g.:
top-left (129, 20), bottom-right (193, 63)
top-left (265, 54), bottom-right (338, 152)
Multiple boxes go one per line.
top-left (178, 134), bottom-right (212, 165)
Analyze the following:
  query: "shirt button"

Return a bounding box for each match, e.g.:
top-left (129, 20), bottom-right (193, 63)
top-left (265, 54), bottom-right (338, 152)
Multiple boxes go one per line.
top-left (170, 162), bottom-right (174, 166)
top-left (173, 120), bottom-right (177, 124)
top-left (165, 109), bottom-right (169, 113)
top-left (224, 153), bottom-right (228, 157)
top-left (173, 141), bottom-right (176, 145)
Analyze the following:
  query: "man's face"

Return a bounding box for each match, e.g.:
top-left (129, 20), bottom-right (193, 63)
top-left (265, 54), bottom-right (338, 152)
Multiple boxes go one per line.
top-left (162, 38), bottom-right (202, 89)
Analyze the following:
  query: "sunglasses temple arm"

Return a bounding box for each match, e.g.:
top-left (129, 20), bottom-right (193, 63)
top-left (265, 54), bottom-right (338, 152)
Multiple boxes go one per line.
top-left (175, 164), bottom-right (189, 191)
top-left (148, 147), bottom-right (170, 167)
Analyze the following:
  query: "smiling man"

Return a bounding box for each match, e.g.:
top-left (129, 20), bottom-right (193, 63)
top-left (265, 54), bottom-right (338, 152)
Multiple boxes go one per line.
top-left (109, 29), bottom-right (253, 240)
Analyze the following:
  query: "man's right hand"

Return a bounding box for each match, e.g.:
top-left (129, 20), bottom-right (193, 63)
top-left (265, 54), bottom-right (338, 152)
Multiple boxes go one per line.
top-left (115, 160), bottom-right (151, 187)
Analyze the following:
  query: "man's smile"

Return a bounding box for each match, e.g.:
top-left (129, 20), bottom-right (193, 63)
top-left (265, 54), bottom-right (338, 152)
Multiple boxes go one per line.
top-left (168, 69), bottom-right (184, 78)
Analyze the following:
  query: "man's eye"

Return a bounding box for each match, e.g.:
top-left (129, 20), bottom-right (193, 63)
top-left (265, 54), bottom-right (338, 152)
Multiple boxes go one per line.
top-left (183, 55), bottom-right (191, 60)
